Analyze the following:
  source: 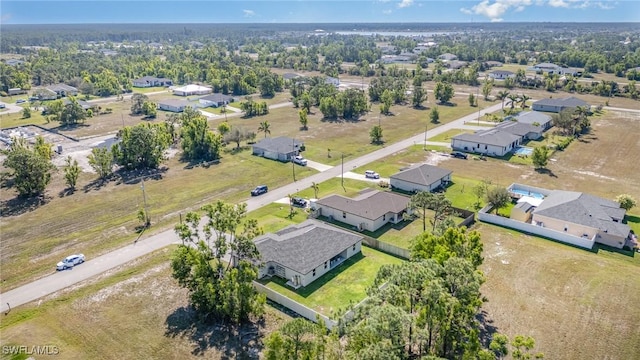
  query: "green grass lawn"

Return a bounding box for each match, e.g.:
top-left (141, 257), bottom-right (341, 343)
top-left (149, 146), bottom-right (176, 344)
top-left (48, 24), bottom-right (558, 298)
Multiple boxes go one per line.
top-left (132, 86), bottom-right (169, 94)
top-left (259, 246), bottom-right (403, 318)
top-left (428, 129), bottom-right (473, 143)
top-left (246, 203), bottom-right (310, 234)
top-left (294, 177), bottom-right (382, 200)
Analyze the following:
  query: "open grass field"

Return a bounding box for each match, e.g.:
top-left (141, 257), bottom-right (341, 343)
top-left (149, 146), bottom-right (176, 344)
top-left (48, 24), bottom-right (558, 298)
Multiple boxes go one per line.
top-left (245, 203), bottom-right (310, 234)
top-left (0, 148), bottom-right (317, 292)
top-left (258, 246), bottom-right (403, 318)
top-left (0, 247), bottom-right (292, 359)
top-left (477, 223), bottom-right (640, 360)
top-left (132, 86), bottom-right (169, 94)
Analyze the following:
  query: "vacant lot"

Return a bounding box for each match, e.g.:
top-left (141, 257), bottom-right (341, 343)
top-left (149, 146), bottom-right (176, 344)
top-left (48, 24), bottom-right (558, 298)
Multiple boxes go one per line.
top-left (478, 223), bottom-right (640, 360)
top-left (0, 247), bottom-right (292, 359)
top-left (258, 246), bottom-right (403, 318)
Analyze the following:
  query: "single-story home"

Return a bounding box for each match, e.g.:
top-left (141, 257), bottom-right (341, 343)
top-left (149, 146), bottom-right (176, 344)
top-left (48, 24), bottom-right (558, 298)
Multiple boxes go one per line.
top-left (198, 93), bottom-right (234, 108)
top-left (390, 164), bottom-right (453, 193)
top-left (254, 220), bottom-right (363, 288)
top-left (62, 98), bottom-right (91, 110)
top-left (451, 129), bottom-right (522, 157)
top-left (532, 190), bottom-right (632, 249)
top-left (495, 121), bottom-right (543, 140)
top-left (438, 53), bottom-right (458, 61)
top-left (511, 111), bottom-right (553, 130)
top-left (531, 97), bottom-right (589, 113)
top-left (325, 76), bottom-right (340, 87)
top-left (315, 189), bottom-right (411, 232)
top-left (5, 59), bottom-right (25, 66)
top-left (158, 99), bottom-right (191, 113)
top-left (488, 70), bottom-right (515, 80)
top-left (447, 60), bottom-right (468, 70)
top-left (46, 84), bottom-right (78, 97)
top-left (381, 54), bottom-right (415, 64)
top-left (33, 88), bottom-right (58, 100)
top-left (282, 72), bottom-right (303, 80)
top-left (132, 76), bottom-right (173, 88)
top-left (527, 63), bottom-right (582, 76)
top-left (8, 88), bottom-right (27, 96)
top-left (252, 136), bottom-right (303, 162)
top-left (172, 84), bottom-right (212, 96)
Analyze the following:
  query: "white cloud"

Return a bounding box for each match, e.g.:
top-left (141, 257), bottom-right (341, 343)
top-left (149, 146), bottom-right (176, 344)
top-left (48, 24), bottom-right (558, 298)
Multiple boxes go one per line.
top-left (398, 0), bottom-right (414, 8)
top-left (460, 0), bottom-right (533, 21)
top-left (548, 0), bottom-right (569, 7)
top-left (548, 0), bottom-right (615, 10)
top-left (243, 9), bottom-right (256, 17)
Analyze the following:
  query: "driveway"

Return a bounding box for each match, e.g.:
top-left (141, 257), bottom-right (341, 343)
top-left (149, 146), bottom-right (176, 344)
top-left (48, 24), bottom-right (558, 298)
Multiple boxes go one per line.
top-left (0, 101), bottom-right (504, 313)
top-left (0, 101), bottom-right (26, 115)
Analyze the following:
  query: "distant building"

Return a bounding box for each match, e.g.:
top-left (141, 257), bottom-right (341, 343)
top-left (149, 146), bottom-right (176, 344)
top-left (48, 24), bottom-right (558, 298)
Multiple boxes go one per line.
top-left (390, 164), bottom-right (452, 193)
top-left (198, 93), bottom-right (235, 108)
top-left (252, 136), bottom-right (303, 162)
top-left (46, 84), bottom-right (78, 97)
top-left (488, 70), bottom-right (515, 80)
top-left (531, 97), bottom-right (589, 113)
top-left (132, 76), bottom-right (173, 88)
top-left (172, 84), bottom-right (212, 96)
top-left (157, 99), bottom-right (191, 112)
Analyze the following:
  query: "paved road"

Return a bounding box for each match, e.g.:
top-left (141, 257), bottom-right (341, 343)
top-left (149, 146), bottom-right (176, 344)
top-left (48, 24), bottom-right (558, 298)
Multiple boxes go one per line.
top-left (0, 101), bottom-right (503, 313)
top-left (604, 106), bottom-right (640, 114)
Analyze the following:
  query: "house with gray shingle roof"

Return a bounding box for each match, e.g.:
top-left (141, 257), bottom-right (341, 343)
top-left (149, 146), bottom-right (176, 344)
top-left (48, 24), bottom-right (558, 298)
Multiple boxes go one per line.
top-left (532, 97), bottom-right (589, 113)
top-left (132, 76), bottom-right (172, 88)
top-left (157, 99), bottom-right (191, 113)
top-left (512, 111), bottom-right (553, 130)
top-left (252, 136), bottom-right (303, 162)
top-left (46, 83), bottom-right (78, 97)
top-left (451, 128), bottom-right (522, 157)
top-left (488, 70), bottom-right (515, 80)
top-left (532, 190), bottom-right (632, 249)
top-left (315, 189), bottom-right (411, 232)
top-left (495, 121), bottom-right (543, 140)
top-left (198, 93), bottom-right (234, 108)
top-left (390, 164), bottom-right (452, 193)
top-left (255, 220), bottom-right (363, 288)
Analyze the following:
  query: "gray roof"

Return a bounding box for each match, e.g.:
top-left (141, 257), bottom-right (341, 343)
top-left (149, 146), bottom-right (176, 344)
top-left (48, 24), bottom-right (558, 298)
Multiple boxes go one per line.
top-left (254, 220), bottom-right (363, 275)
top-left (514, 111), bottom-right (552, 125)
top-left (534, 191), bottom-right (630, 237)
top-left (453, 129), bottom-right (521, 147)
top-left (46, 83), bottom-right (77, 92)
top-left (496, 121), bottom-right (542, 136)
top-left (283, 73), bottom-right (302, 80)
top-left (200, 93), bottom-right (234, 103)
top-left (316, 189), bottom-right (410, 221)
top-left (534, 62), bottom-right (560, 69)
top-left (533, 97), bottom-right (588, 108)
top-left (514, 201), bottom-right (535, 213)
top-left (253, 136), bottom-right (302, 154)
top-left (438, 53), bottom-right (457, 60)
top-left (62, 98), bottom-right (91, 110)
top-left (158, 99), bottom-right (191, 107)
top-left (390, 164), bottom-right (452, 187)
top-left (491, 70), bottom-right (514, 75)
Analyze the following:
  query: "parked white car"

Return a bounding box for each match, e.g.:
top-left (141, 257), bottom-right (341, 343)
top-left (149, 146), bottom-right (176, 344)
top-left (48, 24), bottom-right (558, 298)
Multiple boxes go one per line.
top-left (293, 155), bottom-right (308, 166)
top-left (365, 170), bottom-right (380, 179)
top-left (56, 254), bottom-right (85, 271)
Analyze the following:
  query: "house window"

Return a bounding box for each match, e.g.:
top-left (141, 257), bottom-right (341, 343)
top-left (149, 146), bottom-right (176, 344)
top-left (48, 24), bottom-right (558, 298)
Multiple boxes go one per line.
top-left (485, 145), bottom-right (488, 150)
top-left (353, 244), bottom-right (356, 251)
top-left (342, 212), bottom-right (346, 219)
top-left (324, 261), bottom-right (327, 269)
top-left (564, 227), bottom-right (568, 232)
top-left (383, 214), bottom-right (386, 221)
top-left (313, 269), bottom-right (316, 277)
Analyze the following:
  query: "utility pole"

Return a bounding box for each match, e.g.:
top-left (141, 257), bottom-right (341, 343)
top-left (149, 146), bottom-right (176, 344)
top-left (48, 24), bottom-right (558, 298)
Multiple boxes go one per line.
top-left (477, 86), bottom-right (481, 125)
top-left (292, 138), bottom-right (296, 182)
top-left (141, 178), bottom-right (150, 227)
top-left (121, 113), bottom-right (125, 129)
top-left (341, 153), bottom-right (344, 191)
top-left (424, 122), bottom-right (428, 150)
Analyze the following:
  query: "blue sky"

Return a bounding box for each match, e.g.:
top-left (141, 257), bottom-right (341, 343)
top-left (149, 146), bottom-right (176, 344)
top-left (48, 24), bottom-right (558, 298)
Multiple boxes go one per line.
top-left (1, 1), bottom-right (638, 24)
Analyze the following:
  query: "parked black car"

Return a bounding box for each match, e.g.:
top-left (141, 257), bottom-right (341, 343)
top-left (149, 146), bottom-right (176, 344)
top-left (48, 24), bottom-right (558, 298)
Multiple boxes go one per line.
top-left (450, 151), bottom-right (468, 159)
top-left (251, 185), bottom-right (268, 196)
top-left (291, 197), bottom-right (307, 208)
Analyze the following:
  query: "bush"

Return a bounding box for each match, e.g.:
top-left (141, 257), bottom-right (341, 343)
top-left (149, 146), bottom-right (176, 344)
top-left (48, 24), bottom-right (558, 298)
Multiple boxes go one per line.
top-left (555, 137), bottom-right (573, 151)
top-left (378, 180), bottom-right (389, 188)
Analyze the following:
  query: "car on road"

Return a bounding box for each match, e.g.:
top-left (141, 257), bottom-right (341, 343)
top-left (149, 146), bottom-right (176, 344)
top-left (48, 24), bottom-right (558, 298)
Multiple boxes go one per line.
top-left (251, 185), bottom-right (268, 196)
top-left (15, 99), bottom-right (26, 104)
top-left (0, 104), bottom-right (5, 109)
top-left (293, 155), bottom-right (308, 166)
top-left (365, 170), bottom-right (380, 179)
top-left (291, 197), bottom-right (307, 208)
top-left (450, 151), bottom-right (468, 159)
top-left (56, 254), bottom-right (85, 271)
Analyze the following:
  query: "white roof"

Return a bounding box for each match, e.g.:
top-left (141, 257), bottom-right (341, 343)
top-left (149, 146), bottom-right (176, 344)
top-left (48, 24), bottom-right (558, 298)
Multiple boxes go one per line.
top-left (518, 196), bottom-right (544, 207)
top-left (173, 84), bottom-right (211, 92)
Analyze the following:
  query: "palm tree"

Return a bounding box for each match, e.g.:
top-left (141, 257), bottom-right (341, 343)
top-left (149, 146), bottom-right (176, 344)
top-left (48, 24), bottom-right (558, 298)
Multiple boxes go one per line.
top-left (574, 105), bottom-right (591, 133)
top-left (311, 182), bottom-right (319, 199)
top-left (519, 94), bottom-right (531, 109)
top-left (496, 90), bottom-right (510, 111)
top-left (258, 121), bottom-right (271, 138)
top-left (506, 94), bottom-right (520, 110)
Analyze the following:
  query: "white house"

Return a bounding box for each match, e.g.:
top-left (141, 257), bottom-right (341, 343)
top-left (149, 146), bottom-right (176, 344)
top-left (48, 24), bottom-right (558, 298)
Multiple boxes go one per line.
top-left (157, 99), bottom-right (191, 113)
top-left (451, 129), bottom-right (521, 157)
top-left (46, 83), bottom-right (78, 97)
top-left (173, 84), bottom-right (212, 96)
top-left (325, 76), bottom-right (340, 87)
top-left (132, 76), bottom-right (173, 88)
top-left (199, 93), bottom-right (235, 108)
top-left (488, 70), bottom-right (515, 80)
top-left (390, 164), bottom-right (452, 193)
top-left (315, 189), bottom-right (411, 232)
top-left (252, 136), bottom-right (303, 162)
top-left (255, 220), bottom-right (363, 288)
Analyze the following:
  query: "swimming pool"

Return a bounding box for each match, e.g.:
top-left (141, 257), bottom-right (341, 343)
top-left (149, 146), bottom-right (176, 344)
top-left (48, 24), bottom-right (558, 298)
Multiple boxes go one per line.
top-left (510, 189), bottom-right (545, 199)
top-left (514, 147), bottom-right (533, 156)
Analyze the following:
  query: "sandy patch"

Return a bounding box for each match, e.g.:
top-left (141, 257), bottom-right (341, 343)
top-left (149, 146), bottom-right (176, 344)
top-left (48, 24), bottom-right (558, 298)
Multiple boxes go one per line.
top-left (573, 170), bottom-right (616, 181)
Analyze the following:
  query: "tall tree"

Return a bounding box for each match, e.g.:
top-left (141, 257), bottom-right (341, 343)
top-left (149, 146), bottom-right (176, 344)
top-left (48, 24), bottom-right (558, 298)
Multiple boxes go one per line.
top-left (112, 122), bottom-right (171, 170)
top-left (171, 201), bottom-right (265, 323)
top-left (496, 90), bottom-right (510, 112)
top-left (532, 146), bottom-right (550, 169)
top-left (299, 108), bottom-right (308, 130)
top-left (180, 111), bottom-right (222, 162)
top-left (2, 136), bottom-right (55, 197)
top-left (506, 94), bottom-right (520, 110)
top-left (411, 227), bottom-right (484, 268)
top-left (63, 155), bottom-right (80, 190)
top-left (429, 106), bottom-right (440, 123)
top-left (369, 125), bottom-right (383, 144)
top-left (130, 93), bottom-right (149, 115)
top-left (59, 97), bottom-right (86, 125)
top-left (482, 78), bottom-right (493, 100)
top-left (615, 194), bottom-right (637, 211)
top-left (412, 86), bottom-right (427, 108)
top-left (142, 101), bottom-right (157, 118)
top-left (434, 81), bottom-right (454, 104)
top-left (486, 186), bottom-right (511, 215)
top-left (258, 120), bottom-right (271, 138)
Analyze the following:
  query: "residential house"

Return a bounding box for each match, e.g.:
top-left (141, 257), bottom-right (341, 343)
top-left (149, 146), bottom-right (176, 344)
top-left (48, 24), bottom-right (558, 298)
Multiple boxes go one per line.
top-left (315, 189), bottom-right (411, 232)
top-left (488, 70), bottom-right (515, 80)
top-left (282, 72), bottom-right (303, 80)
top-left (532, 190), bottom-right (632, 249)
top-left (511, 111), bottom-right (553, 130)
top-left (33, 88), bottom-right (58, 101)
top-left (451, 129), bottom-right (521, 157)
top-left (495, 121), bottom-right (543, 140)
top-left (531, 97), bottom-right (589, 113)
top-left (8, 88), bottom-right (27, 96)
top-left (528, 63), bottom-right (581, 76)
top-left (132, 76), bottom-right (173, 88)
top-left (325, 76), bottom-right (340, 87)
top-left (5, 59), bottom-right (25, 66)
top-left (447, 60), bottom-right (468, 70)
top-left (62, 98), bottom-right (91, 110)
top-left (157, 99), bottom-right (191, 113)
top-left (483, 61), bottom-right (504, 68)
top-left (254, 220), bottom-right (363, 288)
top-left (438, 53), bottom-right (458, 61)
top-left (46, 83), bottom-right (78, 97)
top-left (381, 54), bottom-right (415, 64)
top-left (198, 93), bottom-right (234, 108)
top-left (252, 136), bottom-right (303, 162)
top-left (172, 84), bottom-right (212, 96)
top-left (390, 164), bottom-right (453, 193)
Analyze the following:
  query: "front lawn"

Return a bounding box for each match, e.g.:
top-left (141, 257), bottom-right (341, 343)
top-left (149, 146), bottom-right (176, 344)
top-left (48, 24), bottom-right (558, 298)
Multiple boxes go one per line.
top-left (246, 203), bottom-right (309, 234)
top-left (259, 246), bottom-right (404, 317)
